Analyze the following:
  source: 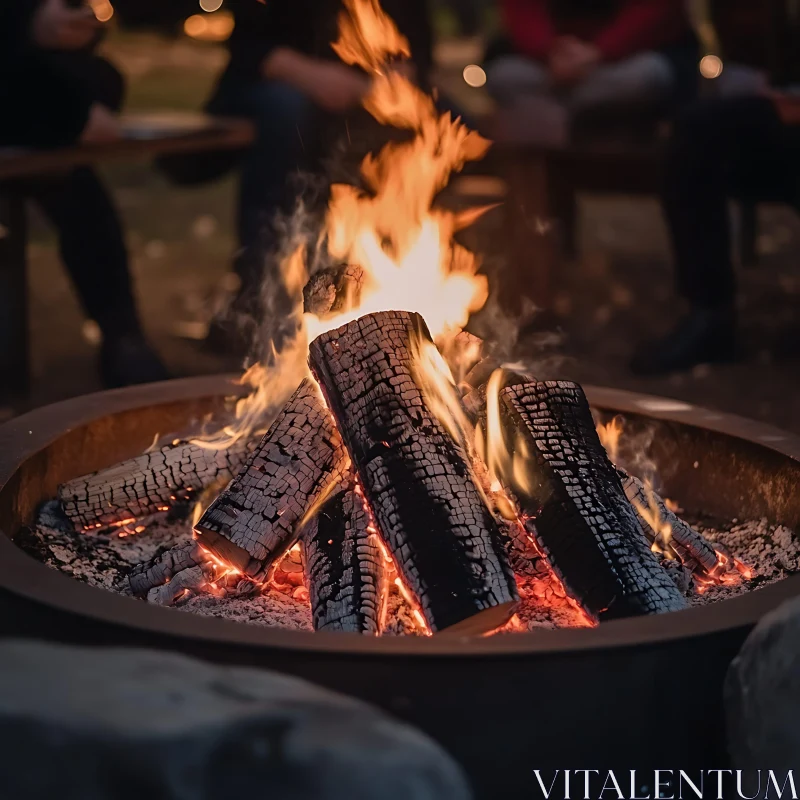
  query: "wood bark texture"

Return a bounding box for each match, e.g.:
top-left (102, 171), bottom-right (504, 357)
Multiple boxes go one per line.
top-left (59, 439), bottom-right (251, 530)
top-left (499, 380), bottom-right (686, 619)
top-left (309, 310), bottom-right (518, 634)
top-left (194, 379), bottom-right (348, 577)
top-left (301, 475), bottom-right (387, 634)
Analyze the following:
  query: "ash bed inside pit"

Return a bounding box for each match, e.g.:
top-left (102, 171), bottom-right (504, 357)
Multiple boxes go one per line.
top-left (19, 505), bottom-right (799, 634)
top-left (22, 424), bottom-right (798, 637)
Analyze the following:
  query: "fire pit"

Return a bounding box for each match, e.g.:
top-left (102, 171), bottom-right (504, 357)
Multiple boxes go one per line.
top-left (1, 375), bottom-right (799, 798)
top-left (4, 2), bottom-right (798, 794)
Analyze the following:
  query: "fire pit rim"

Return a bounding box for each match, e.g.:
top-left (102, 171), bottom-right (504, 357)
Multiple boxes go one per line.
top-left (2, 374), bottom-right (799, 657)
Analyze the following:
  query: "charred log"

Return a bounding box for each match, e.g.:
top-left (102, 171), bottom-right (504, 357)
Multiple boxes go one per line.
top-left (194, 379), bottom-right (348, 578)
top-left (146, 564), bottom-right (210, 606)
top-left (300, 476), bottom-right (387, 634)
top-left (498, 380), bottom-right (686, 619)
top-left (129, 541), bottom-right (208, 598)
top-left (59, 439), bottom-right (251, 531)
top-left (309, 310), bottom-right (519, 634)
top-left (617, 468), bottom-right (719, 576)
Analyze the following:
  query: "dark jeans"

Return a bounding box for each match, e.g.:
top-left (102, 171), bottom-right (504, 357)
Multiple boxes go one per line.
top-left (664, 94), bottom-right (800, 308)
top-left (208, 79), bottom-right (327, 294)
top-left (23, 167), bottom-right (139, 339)
top-left (21, 54), bottom-right (141, 341)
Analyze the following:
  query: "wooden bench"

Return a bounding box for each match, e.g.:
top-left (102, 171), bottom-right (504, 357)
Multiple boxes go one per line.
top-left (0, 112), bottom-right (254, 410)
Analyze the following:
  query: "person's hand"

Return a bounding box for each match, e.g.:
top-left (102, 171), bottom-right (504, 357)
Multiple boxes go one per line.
top-left (80, 104), bottom-right (121, 144)
top-left (307, 62), bottom-right (371, 112)
top-left (549, 36), bottom-right (601, 86)
top-left (31, 0), bottom-right (101, 51)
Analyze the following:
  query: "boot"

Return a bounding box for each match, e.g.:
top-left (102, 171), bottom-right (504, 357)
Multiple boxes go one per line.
top-left (630, 307), bottom-right (736, 376)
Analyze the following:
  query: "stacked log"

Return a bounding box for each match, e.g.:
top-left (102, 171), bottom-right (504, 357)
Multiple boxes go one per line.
top-left (59, 439), bottom-right (251, 531)
top-left (617, 468), bottom-right (720, 576)
top-left (300, 475), bottom-right (387, 634)
top-left (194, 379), bottom-right (349, 579)
top-left (496, 380), bottom-right (686, 620)
top-left (309, 310), bottom-right (519, 634)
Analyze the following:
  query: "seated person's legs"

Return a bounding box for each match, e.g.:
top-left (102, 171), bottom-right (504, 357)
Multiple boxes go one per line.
top-left (208, 79), bottom-right (321, 302)
top-left (27, 165), bottom-right (168, 388)
top-left (568, 52), bottom-right (674, 114)
top-left (486, 56), bottom-right (567, 147)
top-left (24, 52), bottom-right (167, 387)
top-left (486, 55), bottom-right (550, 104)
top-left (632, 94), bottom-right (800, 375)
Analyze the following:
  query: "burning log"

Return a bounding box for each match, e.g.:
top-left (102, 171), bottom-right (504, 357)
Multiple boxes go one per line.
top-left (59, 439), bottom-right (251, 531)
top-left (194, 379), bottom-right (348, 578)
top-left (497, 380), bottom-right (686, 619)
top-left (300, 476), bottom-right (387, 634)
top-left (129, 541), bottom-right (208, 598)
top-left (309, 310), bottom-right (519, 634)
top-left (617, 468), bottom-right (720, 576)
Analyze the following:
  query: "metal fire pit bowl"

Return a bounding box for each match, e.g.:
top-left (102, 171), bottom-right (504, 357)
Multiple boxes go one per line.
top-left (1, 375), bottom-right (799, 797)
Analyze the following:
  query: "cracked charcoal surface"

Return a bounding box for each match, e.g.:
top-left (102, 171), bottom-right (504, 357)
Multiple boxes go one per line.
top-left (196, 379), bottom-right (348, 575)
top-left (309, 311), bottom-right (518, 633)
top-left (129, 541), bottom-right (208, 597)
top-left (301, 476), bottom-right (387, 634)
top-left (618, 468), bottom-right (720, 576)
top-left (147, 564), bottom-right (210, 606)
top-left (500, 380), bottom-right (686, 619)
top-left (59, 438), bottom-right (251, 530)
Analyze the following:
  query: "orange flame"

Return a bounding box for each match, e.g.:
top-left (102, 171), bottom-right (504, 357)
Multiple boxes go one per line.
top-left (596, 416), bottom-right (624, 464)
top-left (332, 0), bottom-right (410, 71)
top-left (305, 0), bottom-right (491, 343)
top-left (477, 369), bottom-right (536, 498)
top-left (194, 0), bottom-right (492, 451)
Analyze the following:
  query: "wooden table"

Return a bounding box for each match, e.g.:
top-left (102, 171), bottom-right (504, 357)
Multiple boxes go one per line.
top-left (0, 113), bottom-right (254, 410)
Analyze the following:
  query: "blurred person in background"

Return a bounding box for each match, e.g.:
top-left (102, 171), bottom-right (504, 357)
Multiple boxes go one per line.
top-left (485, 0), bottom-right (697, 146)
top-left (0, 0), bottom-right (168, 387)
top-left (630, 91), bottom-right (800, 374)
top-left (204, 0), bottom-right (433, 334)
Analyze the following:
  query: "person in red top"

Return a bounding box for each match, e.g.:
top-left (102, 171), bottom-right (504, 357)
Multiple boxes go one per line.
top-left (486, 0), bottom-right (696, 145)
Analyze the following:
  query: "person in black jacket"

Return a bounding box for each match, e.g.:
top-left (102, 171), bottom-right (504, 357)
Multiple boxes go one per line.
top-left (205, 0), bottom-right (433, 321)
top-left (630, 92), bottom-right (800, 375)
top-left (0, 0), bottom-right (168, 388)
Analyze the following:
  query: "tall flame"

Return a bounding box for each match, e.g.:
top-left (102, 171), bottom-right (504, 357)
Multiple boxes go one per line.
top-left (195, 0), bottom-right (495, 450)
top-left (305, 0), bottom-right (491, 343)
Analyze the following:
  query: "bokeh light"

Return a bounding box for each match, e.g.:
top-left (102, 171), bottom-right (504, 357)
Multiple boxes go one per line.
top-left (462, 64), bottom-right (487, 88)
top-left (184, 10), bottom-right (234, 41)
top-left (699, 54), bottom-right (723, 80)
top-left (184, 14), bottom-right (208, 37)
top-left (199, 0), bottom-right (223, 12)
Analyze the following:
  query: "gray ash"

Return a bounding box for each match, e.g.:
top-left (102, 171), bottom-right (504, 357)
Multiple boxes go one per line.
top-left (687, 516), bottom-right (800, 605)
top-left (19, 501), bottom-right (799, 635)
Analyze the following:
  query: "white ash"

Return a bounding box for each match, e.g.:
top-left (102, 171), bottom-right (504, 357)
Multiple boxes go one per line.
top-left (688, 516), bottom-right (800, 605)
top-left (21, 501), bottom-right (799, 635)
